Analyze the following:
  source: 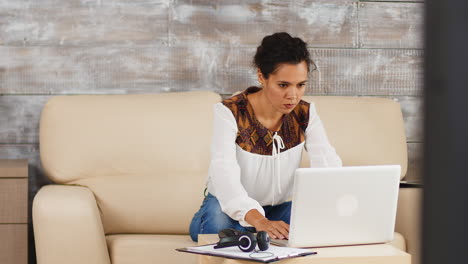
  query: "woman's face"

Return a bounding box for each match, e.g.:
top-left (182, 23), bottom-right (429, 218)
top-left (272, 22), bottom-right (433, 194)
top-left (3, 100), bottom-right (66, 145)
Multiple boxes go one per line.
top-left (258, 61), bottom-right (308, 114)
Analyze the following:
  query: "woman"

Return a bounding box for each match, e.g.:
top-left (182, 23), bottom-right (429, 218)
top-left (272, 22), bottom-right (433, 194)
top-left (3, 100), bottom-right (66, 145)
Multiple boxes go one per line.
top-left (189, 32), bottom-right (342, 242)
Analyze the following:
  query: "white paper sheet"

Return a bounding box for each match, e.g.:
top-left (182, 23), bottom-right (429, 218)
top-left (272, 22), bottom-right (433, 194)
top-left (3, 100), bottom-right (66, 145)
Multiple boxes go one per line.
top-left (184, 244), bottom-right (316, 262)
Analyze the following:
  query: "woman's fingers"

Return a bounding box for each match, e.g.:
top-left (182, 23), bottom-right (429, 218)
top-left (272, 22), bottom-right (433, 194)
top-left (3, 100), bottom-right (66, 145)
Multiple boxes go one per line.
top-left (269, 229), bottom-right (282, 240)
top-left (254, 219), bottom-right (290, 239)
top-left (272, 221), bottom-right (289, 239)
top-left (280, 221), bottom-right (290, 231)
top-left (267, 221), bottom-right (289, 239)
top-left (277, 223), bottom-right (290, 239)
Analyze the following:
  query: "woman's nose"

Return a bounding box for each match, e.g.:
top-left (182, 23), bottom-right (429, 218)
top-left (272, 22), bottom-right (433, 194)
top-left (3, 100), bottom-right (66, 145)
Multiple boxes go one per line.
top-left (287, 88), bottom-right (298, 99)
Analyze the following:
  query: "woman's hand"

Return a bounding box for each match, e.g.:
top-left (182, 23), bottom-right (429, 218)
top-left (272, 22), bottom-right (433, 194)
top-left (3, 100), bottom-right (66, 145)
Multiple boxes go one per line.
top-left (254, 218), bottom-right (289, 240)
top-left (245, 209), bottom-right (290, 239)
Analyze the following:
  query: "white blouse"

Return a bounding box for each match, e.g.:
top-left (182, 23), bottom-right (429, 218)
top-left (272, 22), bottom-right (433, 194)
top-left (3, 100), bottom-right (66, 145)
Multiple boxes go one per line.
top-left (206, 102), bottom-right (342, 227)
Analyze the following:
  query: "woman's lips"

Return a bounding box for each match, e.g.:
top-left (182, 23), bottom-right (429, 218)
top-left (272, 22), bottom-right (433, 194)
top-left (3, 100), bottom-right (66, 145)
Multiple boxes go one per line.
top-left (284, 104), bottom-right (295, 109)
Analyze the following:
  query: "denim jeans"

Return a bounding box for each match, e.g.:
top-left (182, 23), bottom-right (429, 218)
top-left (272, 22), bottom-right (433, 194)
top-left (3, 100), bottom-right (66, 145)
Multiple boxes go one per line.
top-left (189, 193), bottom-right (292, 242)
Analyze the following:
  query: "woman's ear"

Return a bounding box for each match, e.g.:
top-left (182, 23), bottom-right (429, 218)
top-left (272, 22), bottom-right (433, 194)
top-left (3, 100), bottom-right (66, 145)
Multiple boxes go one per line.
top-left (257, 68), bottom-right (266, 86)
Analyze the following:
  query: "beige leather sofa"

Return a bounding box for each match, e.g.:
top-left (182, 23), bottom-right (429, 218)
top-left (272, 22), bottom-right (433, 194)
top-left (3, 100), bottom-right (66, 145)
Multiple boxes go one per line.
top-left (33, 91), bottom-right (421, 264)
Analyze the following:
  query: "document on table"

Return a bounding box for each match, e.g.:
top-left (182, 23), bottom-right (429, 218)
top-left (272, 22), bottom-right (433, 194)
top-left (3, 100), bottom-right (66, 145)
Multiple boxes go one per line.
top-left (176, 244), bottom-right (317, 263)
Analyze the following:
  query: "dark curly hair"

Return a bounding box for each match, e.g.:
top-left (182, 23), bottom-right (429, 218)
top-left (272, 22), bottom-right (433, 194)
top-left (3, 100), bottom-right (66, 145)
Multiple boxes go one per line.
top-left (253, 32), bottom-right (312, 79)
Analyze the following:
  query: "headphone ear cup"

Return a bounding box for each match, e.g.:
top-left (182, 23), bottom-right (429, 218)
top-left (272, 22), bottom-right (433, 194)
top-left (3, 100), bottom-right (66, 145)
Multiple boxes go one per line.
top-left (256, 231), bottom-right (270, 251)
top-left (237, 232), bottom-right (257, 252)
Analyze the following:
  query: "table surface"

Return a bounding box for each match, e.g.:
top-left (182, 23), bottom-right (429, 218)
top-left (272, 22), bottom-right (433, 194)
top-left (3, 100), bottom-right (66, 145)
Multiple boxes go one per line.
top-left (198, 234), bottom-right (411, 264)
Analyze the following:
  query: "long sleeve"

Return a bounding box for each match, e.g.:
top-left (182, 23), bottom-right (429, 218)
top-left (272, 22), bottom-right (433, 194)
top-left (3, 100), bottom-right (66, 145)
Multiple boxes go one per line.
top-left (206, 103), bottom-right (265, 227)
top-left (305, 103), bottom-right (343, 167)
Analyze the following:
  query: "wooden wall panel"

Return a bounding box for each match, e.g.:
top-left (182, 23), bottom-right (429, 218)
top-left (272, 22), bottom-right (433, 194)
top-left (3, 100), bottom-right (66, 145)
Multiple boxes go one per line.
top-left (0, 45), bottom-right (256, 94)
top-left (0, 46), bottom-right (171, 94)
top-left (407, 142), bottom-right (422, 182)
top-left (220, 47), bottom-right (424, 96)
top-left (294, 48), bottom-right (422, 96)
top-left (397, 96), bottom-right (424, 142)
top-left (0, 1), bottom-right (168, 46)
top-left (166, 46), bottom-right (256, 93)
top-left (167, 38), bottom-right (423, 97)
top-left (313, 48), bottom-right (422, 96)
top-left (169, 0), bottom-right (358, 48)
top-left (0, 47), bottom-right (423, 95)
top-left (361, 0), bottom-right (423, 2)
top-left (0, 96), bottom-right (50, 144)
top-left (359, 2), bottom-right (424, 49)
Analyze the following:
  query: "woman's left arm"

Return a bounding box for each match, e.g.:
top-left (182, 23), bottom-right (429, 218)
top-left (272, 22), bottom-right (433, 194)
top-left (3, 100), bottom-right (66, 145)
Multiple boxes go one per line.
top-left (304, 103), bottom-right (343, 167)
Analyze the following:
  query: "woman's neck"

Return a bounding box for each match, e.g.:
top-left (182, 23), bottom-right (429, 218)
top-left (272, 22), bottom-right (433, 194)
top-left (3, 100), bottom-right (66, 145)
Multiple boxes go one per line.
top-left (248, 89), bottom-right (284, 130)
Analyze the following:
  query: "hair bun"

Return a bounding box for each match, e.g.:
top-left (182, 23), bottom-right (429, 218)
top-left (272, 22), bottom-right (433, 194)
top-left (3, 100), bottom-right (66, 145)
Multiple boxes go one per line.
top-left (253, 32), bottom-right (312, 79)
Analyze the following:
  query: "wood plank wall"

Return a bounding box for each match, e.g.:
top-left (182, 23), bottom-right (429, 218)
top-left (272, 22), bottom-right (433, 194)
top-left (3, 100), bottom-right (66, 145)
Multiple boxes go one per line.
top-left (0, 1), bottom-right (423, 255)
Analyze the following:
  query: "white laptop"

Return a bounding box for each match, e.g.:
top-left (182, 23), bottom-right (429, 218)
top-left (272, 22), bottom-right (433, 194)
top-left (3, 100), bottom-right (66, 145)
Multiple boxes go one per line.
top-left (272, 165), bottom-right (401, 248)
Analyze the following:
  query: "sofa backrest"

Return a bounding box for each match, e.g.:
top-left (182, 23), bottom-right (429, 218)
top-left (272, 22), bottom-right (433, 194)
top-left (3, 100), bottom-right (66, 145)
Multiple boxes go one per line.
top-left (300, 96), bottom-right (408, 179)
top-left (40, 91), bottom-right (221, 235)
top-left (39, 92), bottom-right (407, 235)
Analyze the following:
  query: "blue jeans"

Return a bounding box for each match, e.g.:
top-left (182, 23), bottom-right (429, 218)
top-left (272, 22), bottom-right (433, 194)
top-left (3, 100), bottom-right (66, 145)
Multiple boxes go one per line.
top-left (189, 193), bottom-right (292, 242)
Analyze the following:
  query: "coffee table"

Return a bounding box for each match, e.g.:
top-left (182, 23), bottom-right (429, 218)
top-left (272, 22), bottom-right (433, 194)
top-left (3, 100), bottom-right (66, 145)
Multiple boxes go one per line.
top-left (198, 234), bottom-right (410, 264)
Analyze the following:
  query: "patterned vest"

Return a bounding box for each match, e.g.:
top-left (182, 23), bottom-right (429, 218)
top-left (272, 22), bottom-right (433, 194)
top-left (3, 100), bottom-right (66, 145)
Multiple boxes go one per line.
top-left (222, 86), bottom-right (310, 155)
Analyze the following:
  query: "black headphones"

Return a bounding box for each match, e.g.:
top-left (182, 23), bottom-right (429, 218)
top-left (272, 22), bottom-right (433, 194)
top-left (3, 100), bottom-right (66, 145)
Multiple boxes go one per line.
top-left (214, 228), bottom-right (270, 252)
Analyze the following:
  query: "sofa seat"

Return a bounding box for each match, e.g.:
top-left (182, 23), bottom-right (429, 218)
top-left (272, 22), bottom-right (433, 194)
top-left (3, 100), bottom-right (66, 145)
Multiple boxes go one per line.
top-left (105, 232), bottom-right (405, 264)
top-left (388, 232), bottom-right (406, 252)
top-left (106, 234), bottom-right (198, 264)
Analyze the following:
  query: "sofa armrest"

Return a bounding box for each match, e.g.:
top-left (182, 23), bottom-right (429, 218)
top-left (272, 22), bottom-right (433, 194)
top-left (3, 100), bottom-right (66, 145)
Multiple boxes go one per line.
top-left (395, 185), bottom-right (423, 264)
top-left (33, 185), bottom-right (111, 264)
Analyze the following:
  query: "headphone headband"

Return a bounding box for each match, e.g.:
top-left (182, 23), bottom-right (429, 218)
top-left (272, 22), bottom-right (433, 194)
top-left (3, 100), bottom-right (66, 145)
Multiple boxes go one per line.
top-left (214, 229), bottom-right (270, 252)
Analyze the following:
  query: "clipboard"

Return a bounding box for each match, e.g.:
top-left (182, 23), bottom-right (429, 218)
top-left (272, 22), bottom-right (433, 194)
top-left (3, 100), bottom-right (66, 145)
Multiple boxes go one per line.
top-left (176, 243), bottom-right (317, 263)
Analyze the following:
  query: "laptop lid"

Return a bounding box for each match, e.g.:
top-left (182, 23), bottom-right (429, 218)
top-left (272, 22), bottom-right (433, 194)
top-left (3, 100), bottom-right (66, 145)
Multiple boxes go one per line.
top-left (287, 165), bottom-right (401, 248)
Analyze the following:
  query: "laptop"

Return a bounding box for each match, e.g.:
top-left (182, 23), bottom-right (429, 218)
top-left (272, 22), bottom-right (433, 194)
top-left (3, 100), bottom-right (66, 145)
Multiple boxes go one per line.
top-left (272, 165), bottom-right (401, 248)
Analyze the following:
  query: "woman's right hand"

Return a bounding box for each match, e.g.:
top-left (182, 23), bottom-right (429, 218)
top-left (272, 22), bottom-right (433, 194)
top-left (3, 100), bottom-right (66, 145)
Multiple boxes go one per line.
top-left (254, 218), bottom-right (290, 240)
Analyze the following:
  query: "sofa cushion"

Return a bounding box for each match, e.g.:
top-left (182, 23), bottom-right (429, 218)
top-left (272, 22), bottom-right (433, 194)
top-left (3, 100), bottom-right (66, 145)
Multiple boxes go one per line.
top-left (106, 234), bottom-right (197, 264)
top-left (106, 232), bottom-right (405, 264)
top-left (301, 96), bottom-right (408, 179)
top-left (39, 91), bottom-right (221, 234)
top-left (75, 173), bottom-right (207, 235)
top-left (40, 91), bottom-right (221, 184)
